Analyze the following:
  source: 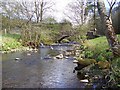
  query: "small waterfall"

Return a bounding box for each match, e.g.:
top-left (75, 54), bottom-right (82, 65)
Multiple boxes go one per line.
top-left (40, 43), bottom-right (45, 47)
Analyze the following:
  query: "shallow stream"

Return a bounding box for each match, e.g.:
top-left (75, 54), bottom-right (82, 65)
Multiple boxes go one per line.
top-left (2, 44), bottom-right (87, 88)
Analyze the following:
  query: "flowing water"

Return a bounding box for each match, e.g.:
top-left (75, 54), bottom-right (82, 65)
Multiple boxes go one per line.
top-left (2, 44), bottom-right (87, 88)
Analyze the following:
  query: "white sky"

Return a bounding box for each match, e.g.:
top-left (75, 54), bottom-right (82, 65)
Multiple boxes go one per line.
top-left (52, 0), bottom-right (73, 22)
top-left (53, 0), bottom-right (119, 22)
top-left (12, 0), bottom-right (120, 22)
top-left (16, 0), bottom-right (73, 22)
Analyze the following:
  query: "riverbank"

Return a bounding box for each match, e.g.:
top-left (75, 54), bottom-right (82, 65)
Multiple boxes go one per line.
top-left (0, 47), bottom-right (30, 54)
top-left (1, 34), bottom-right (31, 54)
top-left (78, 34), bottom-right (120, 88)
top-left (83, 34), bottom-right (120, 61)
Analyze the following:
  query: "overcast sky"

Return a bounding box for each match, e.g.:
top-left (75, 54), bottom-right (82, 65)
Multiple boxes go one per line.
top-left (16, 0), bottom-right (119, 22)
top-left (52, 0), bottom-right (73, 22)
top-left (53, 0), bottom-right (119, 22)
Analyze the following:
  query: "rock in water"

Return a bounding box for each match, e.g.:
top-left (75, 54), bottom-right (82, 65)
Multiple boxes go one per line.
top-left (85, 75), bottom-right (89, 78)
top-left (50, 46), bottom-right (53, 50)
top-left (40, 43), bottom-right (45, 47)
top-left (80, 79), bottom-right (89, 83)
top-left (73, 60), bottom-right (79, 63)
top-left (65, 56), bottom-right (69, 59)
top-left (27, 53), bottom-right (31, 56)
top-left (55, 54), bottom-right (63, 59)
top-left (15, 58), bottom-right (21, 61)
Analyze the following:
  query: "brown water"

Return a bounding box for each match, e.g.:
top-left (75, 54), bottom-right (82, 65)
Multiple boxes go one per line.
top-left (2, 45), bottom-right (86, 88)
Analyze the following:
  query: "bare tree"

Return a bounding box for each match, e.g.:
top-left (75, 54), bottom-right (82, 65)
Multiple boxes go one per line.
top-left (1, 0), bottom-right (54, 23)
top-left (0, 1), bottom-right (22, 31)
top-left (97, 0), bottom-right (120, 57)
top-left (0, 0), bottom-right (34, 29)
top-left (0, 1), bottom-right (14, 18)
top-left (65, 0), bottom-right (89, 25)
top-left (34, 0), bottom-right (54, 23)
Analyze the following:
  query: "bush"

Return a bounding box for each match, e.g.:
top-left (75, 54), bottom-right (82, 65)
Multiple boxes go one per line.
top-left (40, 30), bottom-right (54, 45)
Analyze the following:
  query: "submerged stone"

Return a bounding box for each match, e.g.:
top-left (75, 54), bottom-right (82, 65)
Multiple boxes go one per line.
top-left (15, 58), bottom-right (21, 61)
top-left (55, 54), bottom-right (64, 59)
top-left (80, 79), bottom-right (89, 83)
top-left (27, 53), bottom-right (31, 56)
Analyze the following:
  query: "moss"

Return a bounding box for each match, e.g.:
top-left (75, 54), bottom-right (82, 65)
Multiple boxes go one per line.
top-left (61, 39), bottom-right (69, 43)
top-left (77, 58), bottom-right (96, 66)
top-left (97, 61), bottom-right (110, 69)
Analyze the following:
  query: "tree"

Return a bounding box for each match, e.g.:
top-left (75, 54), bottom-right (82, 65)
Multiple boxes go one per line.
top-left (0, 0), bottom-right (34, 29)
top-left (65, 0), bottom-right (88, 25)
top-left (34, 0), bottom-right (54, 23)
top-left (1, 0), bottom-right (54, 24)
top-left (19, 1), bottom-right (34, 23)
top-left (112, 2), bottom-right (120, 34)
top-left (97, 0), bottom-right (120, 57)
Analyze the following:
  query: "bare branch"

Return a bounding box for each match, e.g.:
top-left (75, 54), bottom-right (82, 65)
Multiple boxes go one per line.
top-left (107, 0), bottom-right (111, 6)
top-left (65, 0), bottom-right (89, 25)
top-left (108, 0), bottom-right (117, 17)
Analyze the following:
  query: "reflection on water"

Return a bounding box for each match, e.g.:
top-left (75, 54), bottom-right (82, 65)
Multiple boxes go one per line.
top-left (2, 44), bottom-right (86, 88)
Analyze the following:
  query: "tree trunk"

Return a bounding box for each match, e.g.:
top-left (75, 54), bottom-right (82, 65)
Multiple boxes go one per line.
top-left (40, 1), bottom-right (43, 22)
top-left (97, 0), bottom-right (120, 57)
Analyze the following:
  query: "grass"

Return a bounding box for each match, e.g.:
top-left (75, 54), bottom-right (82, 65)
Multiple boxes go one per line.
top-left (84, 36), bottom-right (109, 52)
top-left (1, 34), bottom-right (22, 51)
top-left (83, 35), bottom-right (120, 87)
top-left (3, 34), bottom-right (21, 39)
top-left (83, 34), bottom-right (120, 61)
top-left (84, 34), bottom-right (120, 48)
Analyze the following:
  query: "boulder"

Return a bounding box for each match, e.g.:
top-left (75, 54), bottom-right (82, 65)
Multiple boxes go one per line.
top-left (80, 79), bottom-right (89, 83)
top-left (54, 54), bottom-right (64, 59)
top-left (73, 58), bottom-right (96, 71)
top-left (77, 58), bottom-right (96, 66)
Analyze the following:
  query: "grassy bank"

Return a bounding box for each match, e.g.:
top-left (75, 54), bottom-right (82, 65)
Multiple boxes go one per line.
top-left (1, 34), bottom-right (23, 51)
top-left (84, 34), bottom-right (120, 51)
top-left (82, 35), bottom-right (120, 87)
top-left (83, 34), bottom-right (120, 61)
